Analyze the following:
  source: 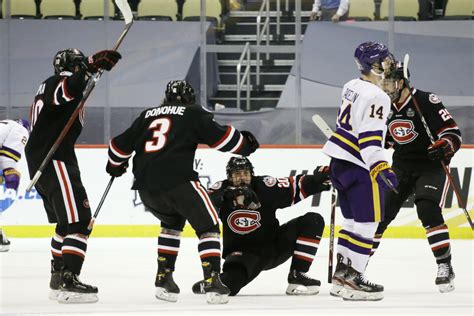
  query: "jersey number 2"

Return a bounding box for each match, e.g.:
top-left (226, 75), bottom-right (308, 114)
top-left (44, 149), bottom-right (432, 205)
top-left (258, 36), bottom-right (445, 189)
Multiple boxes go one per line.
top-left (145, 118), bottom-right (171, 152)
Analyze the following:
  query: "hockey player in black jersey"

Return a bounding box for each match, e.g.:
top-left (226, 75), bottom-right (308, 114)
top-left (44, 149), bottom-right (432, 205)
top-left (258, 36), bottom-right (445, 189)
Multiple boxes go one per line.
top-left (191, 157), bottom-right (329, 296)
top-left (25, 48), bottom-right (121, 303)
top-left (367, 62), bottom-right (461, 293)
top-left (106, 80), bottom-right (259, 304)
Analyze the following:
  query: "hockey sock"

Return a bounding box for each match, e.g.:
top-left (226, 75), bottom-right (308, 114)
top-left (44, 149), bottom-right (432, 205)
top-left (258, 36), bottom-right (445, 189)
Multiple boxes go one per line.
top-left (62, 234), bottom-right (88, 275)
top-left (291, 235), bottom-right (321, 272)
top-left (198, 232), bottom-right (221, 275)
top-left (426, 224), bottom-right (451, 264)
top-left (370, 233), bottom-right (383, 257)
top-left (157, 228), bottom-right (181, 270)
top-left (51, 233), bottom-right (65, 269)
top-left (336, 219), bottom-right (355, 263)
top-left (343, 221), bottom-right (377, 273)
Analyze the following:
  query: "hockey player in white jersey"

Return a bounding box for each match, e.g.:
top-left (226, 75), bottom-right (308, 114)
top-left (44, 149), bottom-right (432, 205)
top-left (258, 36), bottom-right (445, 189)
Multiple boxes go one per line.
top-left (0, 119), bottom-right (30, 252)
top-left (322, 41), bottom-right (398, 301)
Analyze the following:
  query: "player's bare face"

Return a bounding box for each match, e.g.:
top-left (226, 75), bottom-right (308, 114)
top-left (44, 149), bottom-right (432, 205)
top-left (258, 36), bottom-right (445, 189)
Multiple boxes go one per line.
top-left (230, 169), bottom-right (252, 186)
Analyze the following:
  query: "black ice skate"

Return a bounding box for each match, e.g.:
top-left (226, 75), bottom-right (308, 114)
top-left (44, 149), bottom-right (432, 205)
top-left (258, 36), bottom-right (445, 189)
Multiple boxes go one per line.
top-left (343, 266), bottom-right (383, 301)
top-left (155, 257), bottom-right (180, 302)
top-left (57, 270), bottom-right (99, 304)
top-left (330, 253), bottom-right (347, 297)
top-left (435, 262), bottom-right (455, 293)
top-left (201, 262), bottom-right (230, 304)
top-left (286, 270), bottom-right (321, 295)
top-left (192, 279), bottom-right (206, 295)
top-left (0, 231), bottom-right (10, 252)
top-left (49, 260), bottom-right (63, 300)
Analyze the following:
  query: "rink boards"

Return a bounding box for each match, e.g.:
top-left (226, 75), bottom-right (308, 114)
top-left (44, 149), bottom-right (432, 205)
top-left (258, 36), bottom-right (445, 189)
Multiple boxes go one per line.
top-left (1, 146), bottom-right (473, 239)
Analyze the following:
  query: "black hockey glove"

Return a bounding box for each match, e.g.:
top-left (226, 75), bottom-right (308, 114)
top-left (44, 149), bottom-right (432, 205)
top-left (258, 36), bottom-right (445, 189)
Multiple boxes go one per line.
top-left (86, 50), bottom-right (122, 73)
top-left (241, 130), bottom-right (260, 155)
top-left (428, 138), bottom-right (455, 161)
top-left (312, 166), bottom-right (331, 192)
top-left (223, 186), bottom-right (261, 210)
top-left (106, 160), bottom-right (128, 177)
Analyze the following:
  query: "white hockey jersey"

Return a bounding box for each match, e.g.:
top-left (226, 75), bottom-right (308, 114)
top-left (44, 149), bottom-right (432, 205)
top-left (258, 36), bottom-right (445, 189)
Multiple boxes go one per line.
top-left (0, 120), bottom-right (29, 170)
top-left (322, 78), bottom-right (391, 170)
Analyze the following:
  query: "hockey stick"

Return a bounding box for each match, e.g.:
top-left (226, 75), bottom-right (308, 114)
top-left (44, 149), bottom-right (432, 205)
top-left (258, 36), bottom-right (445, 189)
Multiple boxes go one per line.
top-left (26, 0), bottom-right (133, 192)
top-left (311, 114), bottom-right (337, 283)
top-left (87, 176), bottom-right (115, 230)
top-left (402, 54), bottom-right (473, 230)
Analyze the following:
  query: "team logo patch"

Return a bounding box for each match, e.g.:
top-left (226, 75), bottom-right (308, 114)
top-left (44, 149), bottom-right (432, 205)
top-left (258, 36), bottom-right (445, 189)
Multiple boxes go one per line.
top-left (429, 94), bottom-right (441, 104)
top-left (83, 199), bottom-right (90, 208)
top-left (227, 210), bottom-right (261, 235)
top-left (389, 120), bottom-right (419, 144)
top-left (262, 176), bottom-right (276, 187)
top-left (406, 108), bottom-right (415, 117)
top-left (210, 181), bottom-right (223, 190)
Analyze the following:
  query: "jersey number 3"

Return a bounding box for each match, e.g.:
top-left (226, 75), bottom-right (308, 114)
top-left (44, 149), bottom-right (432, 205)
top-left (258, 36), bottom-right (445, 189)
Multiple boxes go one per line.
top-left (145, 118), bottom-right (171, 152)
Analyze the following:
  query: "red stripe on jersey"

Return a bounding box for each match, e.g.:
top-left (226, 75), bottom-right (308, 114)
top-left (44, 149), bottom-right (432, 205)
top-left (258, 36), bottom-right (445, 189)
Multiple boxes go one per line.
top-left (56, 162), bottom-right (77, 223)
top-left (61, 78), bottom-right (73, 100)
top-left (436, 123), bottom-right (458, 136)
top-left (193, 181), bottom-right (219, 224)
top-left (299, 176), bottom-right (308, 198)
top-left (297, 237), bottom-right (320, 244)
top-left (289, 177), bottom-right (295, 204)
top-left (211, 126), bottom-right (232, 148)
top-left (62, 249), bottom-right (85, 258)
top-left (110, 139), bottom-right (132, 157)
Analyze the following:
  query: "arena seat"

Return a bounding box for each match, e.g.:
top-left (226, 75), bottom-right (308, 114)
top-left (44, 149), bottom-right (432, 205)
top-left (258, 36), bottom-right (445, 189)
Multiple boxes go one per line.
top-left (380, 0), bottom-right (418, 21)
top-left (137, 0), bottom-right (178, 21)
top-left (2, 0), bottom-right (36, 19)
top-left (182, 0), bottom-right (222, 26)
top-left (80, 0), bottom-right (115, 20)
top-left (347, 0), bottom-right (375, 21)
top-left (443, 0), bottom-right (472, 20)
top-left (41, 0), bottom-right (76, 19)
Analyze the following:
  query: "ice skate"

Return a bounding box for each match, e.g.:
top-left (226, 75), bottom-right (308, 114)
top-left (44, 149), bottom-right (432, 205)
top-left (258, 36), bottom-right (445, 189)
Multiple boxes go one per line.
top-left (0, 231), bottom-right (10, 252)
top-left (201, 262), bottom-right (230, 304)
top-left (192, 279), bottom-right (206, 294)
top-left (155, 257), bottom-right (180, 302)
top-left (343, 266), bottom-right (383, 301)
top-left (435, 262), bottom-right (455, 293)
top-left (57, 270), bottom-right (99, 304)
top-left (49, 260), bottom-right (63, 300)
top-left (286, 270), bottom-right (320, 295)
top-left (330, 253), bottom-right (347, 297)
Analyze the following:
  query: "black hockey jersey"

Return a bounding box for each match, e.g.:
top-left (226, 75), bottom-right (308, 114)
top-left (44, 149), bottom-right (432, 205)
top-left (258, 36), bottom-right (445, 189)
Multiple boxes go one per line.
top-left (108, 102), bottom-right (255, 190)
top-left (386, 89), bottom-right (462, 170)
top-left (25, 70), bottom-right (88, 175)
top-left (209, 174), bottom-right (329, 258)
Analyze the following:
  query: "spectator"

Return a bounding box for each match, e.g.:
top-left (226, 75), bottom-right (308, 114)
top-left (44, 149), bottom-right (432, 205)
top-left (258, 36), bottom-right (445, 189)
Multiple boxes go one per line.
top-left (418, 0), bottom-right (448, 20)
top-left (310, 0), bottom-right (350, 22)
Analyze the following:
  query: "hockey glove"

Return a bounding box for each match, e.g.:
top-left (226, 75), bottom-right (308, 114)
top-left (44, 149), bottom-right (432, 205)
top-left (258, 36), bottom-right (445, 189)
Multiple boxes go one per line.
top-left (223, 186), bottom-right (261, 210)
top-left (86, 50), bottom-right (121, 73)
top-left (3, 168), bottom-right (20, 191)
top-left (312, 166), bottom-right (331, 192)
top-left (106, 161), bottom-right (128, 177)
top-left (428, 138), bottom-right (455, 161)
top-left (241, 130), bottom-right (260, 155)
top-left (369, 161), bottom-right (398, 192)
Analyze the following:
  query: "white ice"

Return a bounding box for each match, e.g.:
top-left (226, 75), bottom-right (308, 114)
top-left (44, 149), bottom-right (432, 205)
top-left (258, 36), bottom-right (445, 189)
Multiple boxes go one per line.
top-left (1, 238), bottom-right (473, 316)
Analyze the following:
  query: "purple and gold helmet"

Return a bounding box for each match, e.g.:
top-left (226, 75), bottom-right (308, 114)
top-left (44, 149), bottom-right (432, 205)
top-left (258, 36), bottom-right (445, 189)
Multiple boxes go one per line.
top-left (354, 41), bottom-right (394, 76)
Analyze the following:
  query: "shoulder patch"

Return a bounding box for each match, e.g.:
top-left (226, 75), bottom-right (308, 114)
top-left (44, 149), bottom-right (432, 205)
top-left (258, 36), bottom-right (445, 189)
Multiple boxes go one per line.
top-left (429, 94), bottom-right (441, 104)
top-left (59, 71), bottom-right (73, 77)
top-left (262, 176), bottom-right (276, 187)
top-left (210, 181), bottom-right (223, 190)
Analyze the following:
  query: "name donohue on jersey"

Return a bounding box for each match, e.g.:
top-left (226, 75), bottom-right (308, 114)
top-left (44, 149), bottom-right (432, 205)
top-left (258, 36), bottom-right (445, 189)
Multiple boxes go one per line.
top-left (323, 78), bottom-right (391, 169)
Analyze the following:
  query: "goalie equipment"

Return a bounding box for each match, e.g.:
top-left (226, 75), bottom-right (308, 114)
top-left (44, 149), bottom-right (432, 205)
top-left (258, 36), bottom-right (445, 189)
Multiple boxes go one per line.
top-left (53, 48), bottom-right (86, 74)
top-left (435, 262), bottom-right (455, 293)
top-left (286, 270), bottom-right (321, 295)
top-left (165, 80), bottom-right (196, 105)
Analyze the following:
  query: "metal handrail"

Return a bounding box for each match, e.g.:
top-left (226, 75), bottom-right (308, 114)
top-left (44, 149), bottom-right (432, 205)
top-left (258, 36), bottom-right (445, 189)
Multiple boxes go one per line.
top-left (236, 42), bottom-right (251, 111)
top-left (256, 0), bottom-right (270, 87)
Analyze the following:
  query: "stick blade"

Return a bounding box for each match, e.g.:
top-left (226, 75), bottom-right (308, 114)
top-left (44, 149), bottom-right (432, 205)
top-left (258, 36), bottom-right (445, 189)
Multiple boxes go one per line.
top-left (312, 114), bottom-right (334, 139)
top-left (114, 0), bottom-right (133, 24)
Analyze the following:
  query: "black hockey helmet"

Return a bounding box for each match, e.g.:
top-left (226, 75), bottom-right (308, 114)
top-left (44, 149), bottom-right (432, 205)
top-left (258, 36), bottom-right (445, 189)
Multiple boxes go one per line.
top-left (53, 48), bottom-right (86, 74)
top-left (384, 61), bottom-right (410, 102)
top-left (226, 157), bottom-right (254, 180)
top-left (165, 80), bottom-right (196, 105)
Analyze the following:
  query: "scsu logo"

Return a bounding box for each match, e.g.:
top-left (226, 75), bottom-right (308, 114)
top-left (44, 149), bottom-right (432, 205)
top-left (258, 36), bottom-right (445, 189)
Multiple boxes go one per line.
top-left (227, 210), bottom-right (261, 235)
top-left (389, 120), bottom-right (418, 144)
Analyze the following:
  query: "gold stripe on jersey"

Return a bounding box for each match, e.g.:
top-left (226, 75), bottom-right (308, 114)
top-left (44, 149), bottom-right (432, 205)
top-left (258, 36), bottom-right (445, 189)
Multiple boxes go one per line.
top-left (359, 135), bottom-right (383, 144)
top-left (339, 232), bottom-right (373, 249)
top-left (0, 149), bottom-right (20, 161)
top-left (332, 133), bottom-right (360, 152)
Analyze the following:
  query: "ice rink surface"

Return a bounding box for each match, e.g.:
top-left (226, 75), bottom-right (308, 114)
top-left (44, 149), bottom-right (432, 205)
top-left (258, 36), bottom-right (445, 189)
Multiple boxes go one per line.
top-left (1, 238), bottom-right (472, 316)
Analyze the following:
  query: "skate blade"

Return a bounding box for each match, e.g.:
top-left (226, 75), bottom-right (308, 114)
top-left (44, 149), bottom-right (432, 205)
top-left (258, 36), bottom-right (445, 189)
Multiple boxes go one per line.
top-left (329, 284), bottom-right (345, 298)
top-left (286, 284), bottom-right (319, 295)
top-left (0, 245), bottom-right (9, 252)
top-left (49, 289), bottom-right (60, 301)
top-left (438, 282), bottom-right (455, 293)
top-left (155, 287), bottom-right (178, 302)
top-left (206, 292), bottom-right (229, 304)
top-left (57, 291), bottom-right (99, 304)
top-left (342, 289), bottom-right (383, 301)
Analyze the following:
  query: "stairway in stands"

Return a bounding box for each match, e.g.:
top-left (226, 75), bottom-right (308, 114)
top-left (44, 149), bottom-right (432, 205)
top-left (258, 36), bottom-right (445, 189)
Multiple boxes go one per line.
top-left (209, 1), bottom-right (313, 111)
